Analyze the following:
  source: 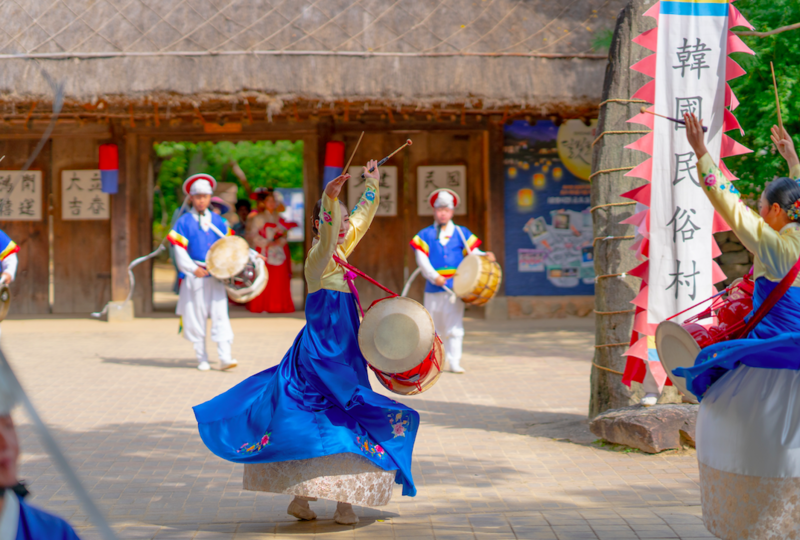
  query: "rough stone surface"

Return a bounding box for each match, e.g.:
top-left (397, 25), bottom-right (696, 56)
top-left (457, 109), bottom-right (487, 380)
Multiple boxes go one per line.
top-left (589, 404), bottom-right (699, 453)
top-left (719, 251), bottom-right (751, 265)
top-left (589, 0), bottom-right (666, 417)
top-left (719, 241), bottom-right (745, 253)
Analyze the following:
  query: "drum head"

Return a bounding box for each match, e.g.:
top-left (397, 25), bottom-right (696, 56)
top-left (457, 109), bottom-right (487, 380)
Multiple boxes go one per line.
top-left (0, 284), bottom-right (10, 323)
top-left (452, 255), bottom-right (482, 297)
top-left (207, 236), bottom-right (250, 279)
top-left (358, 297), bottom-right (436, 374)
top-left (655, 321), bottom-right (700, 404)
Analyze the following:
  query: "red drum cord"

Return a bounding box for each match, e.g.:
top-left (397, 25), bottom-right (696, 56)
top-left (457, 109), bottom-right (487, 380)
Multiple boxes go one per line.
top-left (333, 254), bottom-right (398, 316)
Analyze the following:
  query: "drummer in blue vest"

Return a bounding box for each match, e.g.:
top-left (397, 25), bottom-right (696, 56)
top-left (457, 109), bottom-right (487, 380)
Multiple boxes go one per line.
top-left (0, 229), bottom-right (19, 341)
top-left (168, 174), bottom-right (237, 372)
top-left (410, 189), bottom-right (495, 373)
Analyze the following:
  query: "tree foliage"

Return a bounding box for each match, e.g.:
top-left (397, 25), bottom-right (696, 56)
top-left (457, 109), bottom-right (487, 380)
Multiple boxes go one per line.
top-left (726, 0), bottom-right (800, 199)
top-left (153, 140), bottom-right (304, 239)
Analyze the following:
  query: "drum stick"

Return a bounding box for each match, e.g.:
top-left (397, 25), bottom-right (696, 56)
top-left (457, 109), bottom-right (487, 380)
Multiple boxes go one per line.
top-left (640, 107), bottom-right (708, 132)
top-left (342, 131), bottom-right (364, 175)
top-left (361, 139), bottom-right (413, 178)
top-left (771, 61), bottom-right (784, 135)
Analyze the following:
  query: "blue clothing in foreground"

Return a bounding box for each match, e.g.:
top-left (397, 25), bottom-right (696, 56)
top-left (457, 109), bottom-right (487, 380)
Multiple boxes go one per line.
top-left (193, 288), bottom-right (420, 496)
top-left (17, 499), bottom-right (80, 540)
top-left (673, 277), bottom-right (800, 399)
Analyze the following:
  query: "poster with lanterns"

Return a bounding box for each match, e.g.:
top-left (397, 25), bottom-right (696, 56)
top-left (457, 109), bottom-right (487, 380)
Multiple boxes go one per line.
top-left (503, 119), bottom-right (595, 296)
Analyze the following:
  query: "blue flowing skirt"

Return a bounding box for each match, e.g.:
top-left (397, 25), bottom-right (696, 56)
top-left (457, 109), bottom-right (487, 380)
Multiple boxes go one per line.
top-left (674, 277), bottom-right (800, 399)
top-left (193, 289), bottom-right (420, 496)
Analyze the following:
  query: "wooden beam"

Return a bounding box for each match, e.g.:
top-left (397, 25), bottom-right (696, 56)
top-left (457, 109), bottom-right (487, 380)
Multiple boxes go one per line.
top-left (111, 133), bottom-right (133, 302)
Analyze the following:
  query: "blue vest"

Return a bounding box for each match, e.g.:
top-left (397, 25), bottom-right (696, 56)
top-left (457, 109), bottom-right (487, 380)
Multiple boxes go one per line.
top-left (411, 224), bottom-right (480, 293)
top-left (168, 211), bottom-right (230, 264)
top-left (17, 499), bottom-right (80, 540)
top-left (0, 229), bottom-right (19, 261)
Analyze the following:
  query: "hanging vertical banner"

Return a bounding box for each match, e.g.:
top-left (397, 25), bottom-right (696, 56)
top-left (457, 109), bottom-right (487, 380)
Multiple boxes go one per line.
top-left (620, 0), bottom-right (755, 387)
top-left (648, 1), bottom-right (728, 324)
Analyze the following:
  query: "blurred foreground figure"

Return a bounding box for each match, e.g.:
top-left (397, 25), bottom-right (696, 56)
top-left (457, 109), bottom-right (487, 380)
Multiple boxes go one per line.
top-left (0, 392), bottom-right (81, 538)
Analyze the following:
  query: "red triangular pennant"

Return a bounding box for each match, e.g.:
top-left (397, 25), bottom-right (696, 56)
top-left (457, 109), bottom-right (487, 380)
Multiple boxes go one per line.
top-left (632, 27), bottom-right (658, 52)
top-left (631, 79), bottom-right (656, 103)
top-left (723, 108), bottom-right (744, 136)
top-left (631, 54), bottom-right (657, 78)
top-left (725, 83), bottom-right (740, 111)
top-left (622, 336), bottom-right (649, 360)
top-left (726, 57), bottom-right (747, 81)
top-left (628, 108), bottom-right (654, 129)
top-left (643, 1), bottom-right (660, 22)
top-left (720, 134), bottom-right (752, 158)
top-left (728, 4), bottom-right (754, 30)
top-left (727, 31), bottom-right (755, 56)
top-left (621, 183), bottom-right (651, 205)
top-left (629, 260), bottom-right (649, 280)
top-left (713, 211), bottom-right (731, 233)
top-left (621, 209), bottom-right (648, 227)
top-left (625, 158), bottom-right (653, 181)
top-left (625, 132), bottom-right (654, 155)
top-left (712, 261), bottom-right (727, 284)
top-left (631, 285), bottom-right (649, 310)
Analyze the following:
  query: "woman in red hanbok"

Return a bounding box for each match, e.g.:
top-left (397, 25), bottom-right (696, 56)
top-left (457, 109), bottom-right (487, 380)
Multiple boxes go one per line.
top-left (246, 189), bottom-right (297, 313)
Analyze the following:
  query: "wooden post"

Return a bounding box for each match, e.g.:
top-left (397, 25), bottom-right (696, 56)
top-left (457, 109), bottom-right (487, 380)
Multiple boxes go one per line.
top-left (488, 121), bottom-right (506, 296)
top-left (110, 130), bottom-right (133, 302)
top-left (588, 0), bottom-right (681, 417)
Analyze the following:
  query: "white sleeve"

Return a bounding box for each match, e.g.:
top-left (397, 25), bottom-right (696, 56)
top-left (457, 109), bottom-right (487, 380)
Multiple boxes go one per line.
top-left (1, 253), bottom-right (17, 281)
top-left (415, 249), bottom-right (441, 284)
top-left (173, 245), bottom-right (199, 275)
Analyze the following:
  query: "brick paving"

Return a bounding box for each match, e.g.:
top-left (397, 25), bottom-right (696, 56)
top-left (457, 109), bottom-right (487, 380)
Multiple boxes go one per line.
top-left (0, 314), bottom-right (712, 539)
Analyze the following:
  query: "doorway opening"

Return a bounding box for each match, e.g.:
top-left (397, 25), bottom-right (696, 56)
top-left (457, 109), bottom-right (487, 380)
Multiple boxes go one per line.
top-left (150, 140), bottom-right (306, 314)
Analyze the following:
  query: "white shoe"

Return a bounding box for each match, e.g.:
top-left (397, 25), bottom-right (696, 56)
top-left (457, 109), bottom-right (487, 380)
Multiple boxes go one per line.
top-left (220, 359), bottom-right (238, 371)
top-left (197, 361), bottom-right (211, 371)
top-left (333, 502), bottom-right (358, 525)
top-left (287, 498), bottom-right (316, 521)
top-left (640, 393), bottom-right (658, 407)
top-left (448, 365), bottom-right (466, 374)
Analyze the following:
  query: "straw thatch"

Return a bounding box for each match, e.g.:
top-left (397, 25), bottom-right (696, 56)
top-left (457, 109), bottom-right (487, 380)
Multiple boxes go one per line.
top-left (0, 0), bottom-right (626, 113)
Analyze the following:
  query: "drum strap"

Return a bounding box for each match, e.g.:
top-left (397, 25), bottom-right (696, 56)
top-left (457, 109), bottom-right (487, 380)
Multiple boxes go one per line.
top-left (332, 255), bottom-right (398, 316)
top-left (738, 254), bottom-right (800, 337)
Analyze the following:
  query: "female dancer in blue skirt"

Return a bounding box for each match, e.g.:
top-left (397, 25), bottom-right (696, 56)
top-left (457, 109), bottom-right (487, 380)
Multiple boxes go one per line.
top-left (675, 114), bottom-right (800, 538)
top-left (193, 160), bottom-right (419, 525)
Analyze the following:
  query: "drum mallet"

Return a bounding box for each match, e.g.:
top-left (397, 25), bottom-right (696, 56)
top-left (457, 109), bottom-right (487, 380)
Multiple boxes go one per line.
top-left (640, 107), bottom-right (708, 132)
top-left (361, 139), bottom-right (413, 178)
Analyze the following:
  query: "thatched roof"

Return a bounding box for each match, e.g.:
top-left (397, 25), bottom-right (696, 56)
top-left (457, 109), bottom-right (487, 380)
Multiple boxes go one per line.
top-left (0, 0), bottom-right (625, 114)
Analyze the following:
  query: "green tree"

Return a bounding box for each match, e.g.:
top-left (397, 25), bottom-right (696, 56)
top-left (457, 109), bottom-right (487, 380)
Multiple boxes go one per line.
top-left (153, 140), bottom-right (304, 242)
top-left (727, 1), bottom-right (800, 198)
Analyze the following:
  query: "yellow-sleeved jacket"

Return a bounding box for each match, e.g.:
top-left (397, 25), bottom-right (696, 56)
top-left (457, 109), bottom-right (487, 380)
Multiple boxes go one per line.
top-left (304, 176), bottom-right (379, 294)
top-left (696, 154), bottom-right (800, 284)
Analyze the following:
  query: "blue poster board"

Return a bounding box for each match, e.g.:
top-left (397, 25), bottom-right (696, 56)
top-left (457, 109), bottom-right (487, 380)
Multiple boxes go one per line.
top-left (503, 120), bottom-right (596, 296)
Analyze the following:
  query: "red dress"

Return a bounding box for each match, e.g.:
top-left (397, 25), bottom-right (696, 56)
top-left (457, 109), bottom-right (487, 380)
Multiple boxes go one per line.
top-left (247, 216), bottom-right (297, 314)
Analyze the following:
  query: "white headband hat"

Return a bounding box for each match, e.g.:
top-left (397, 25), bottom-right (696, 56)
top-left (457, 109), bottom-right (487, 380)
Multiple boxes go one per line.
top-left (182, 174), bottom-right (217, 196)
top-left (429, 188), bottom-right (459, 210)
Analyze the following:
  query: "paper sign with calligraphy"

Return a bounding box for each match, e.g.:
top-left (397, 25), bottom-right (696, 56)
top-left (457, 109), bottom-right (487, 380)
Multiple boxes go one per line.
top-left (348, 166), bottom-right (398, 217)
top-left (61, 170), bottom-right (110, 220)
top-left (417, 165), bottom-right (467, 216)
top-left (0, 171), bottom-right (43, 221)
top-left (619, 0), bottom-right (755, 388)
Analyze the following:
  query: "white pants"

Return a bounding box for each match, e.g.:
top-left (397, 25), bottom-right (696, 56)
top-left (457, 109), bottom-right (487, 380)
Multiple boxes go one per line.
top-left (424, 292), bottom-right (465, 370)
top-left (177, 274), bottom-right (234, 364)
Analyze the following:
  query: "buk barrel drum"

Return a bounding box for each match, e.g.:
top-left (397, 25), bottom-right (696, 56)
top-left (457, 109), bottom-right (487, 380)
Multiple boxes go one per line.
top-left (206, 236), bottom-right (268, 303)
top-left (655, 276), bottom-right (755, 403)
top-left (358, 296), bottom-right (443, 395)
top-left (452, 254), bottom-right (502, 306)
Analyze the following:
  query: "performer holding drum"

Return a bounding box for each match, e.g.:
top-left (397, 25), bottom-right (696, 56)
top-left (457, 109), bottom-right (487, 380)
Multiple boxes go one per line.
top-left (167, 174), bottom-right (239, 372)
top-left (410, 188), bottom-right (496, 373)
top-left (0, 229), bottom-right (19, 336)
top-left (665, 114), bottom-right (800, 538)
top-left (193, 160), bottom-right (421, 526)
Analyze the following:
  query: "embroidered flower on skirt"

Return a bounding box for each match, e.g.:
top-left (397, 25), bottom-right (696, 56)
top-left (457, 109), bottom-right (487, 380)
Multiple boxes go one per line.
top-left (356, 436), bottom-right (385, 458)
top-left (237, 431), bottom-right (272, 454)
top-left (389, 411), bottom-right (410, 438)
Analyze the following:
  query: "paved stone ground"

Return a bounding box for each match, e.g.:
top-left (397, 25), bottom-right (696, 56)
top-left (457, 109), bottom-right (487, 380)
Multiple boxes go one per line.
top-left (0, 313), bottom-right (712, 539)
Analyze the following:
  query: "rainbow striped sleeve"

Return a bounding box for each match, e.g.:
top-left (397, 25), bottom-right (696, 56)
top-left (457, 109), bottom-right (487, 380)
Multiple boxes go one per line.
top-left (410, 235), bottom-right (429, 256)
top-left (463, 234), bottom-right (481, 255)
top-left (0, 240), bottom-right (19, 261)
top-left (436, 267), bottom-right (457, 279)
top-left (167, 230), bottom-right (188, 249)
